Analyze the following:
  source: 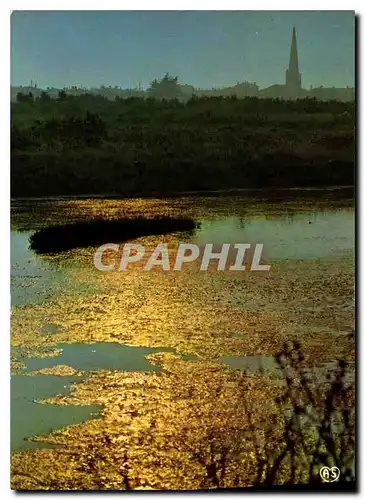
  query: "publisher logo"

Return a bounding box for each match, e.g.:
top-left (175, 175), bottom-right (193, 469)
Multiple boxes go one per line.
top-left (319, 466), bottom-right (340, 482)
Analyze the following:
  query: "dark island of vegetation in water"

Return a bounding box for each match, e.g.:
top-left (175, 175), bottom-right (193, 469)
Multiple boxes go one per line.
top-left (29, 217), bottom-right (197, 254)
top-left (11, 93), bottom-right (355, 198)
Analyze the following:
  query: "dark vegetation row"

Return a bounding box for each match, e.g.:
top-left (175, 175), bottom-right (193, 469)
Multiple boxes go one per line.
top-left (11, 93), bottom-right (355, 197)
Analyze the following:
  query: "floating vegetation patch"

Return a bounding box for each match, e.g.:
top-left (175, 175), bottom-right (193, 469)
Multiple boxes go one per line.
top-left (29, 216), bottom-right (198, 253)
top-left (26, 365), bottom-right (83, 377)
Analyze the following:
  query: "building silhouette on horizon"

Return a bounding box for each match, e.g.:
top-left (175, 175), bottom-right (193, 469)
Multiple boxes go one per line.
top-left (259, 25), bottom-right (354, 100)
top-left (259, 25), bottom-right (305, 99)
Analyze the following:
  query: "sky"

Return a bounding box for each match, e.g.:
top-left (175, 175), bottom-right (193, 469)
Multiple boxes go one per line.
top-left (11, 10), bottom-right (355, 90)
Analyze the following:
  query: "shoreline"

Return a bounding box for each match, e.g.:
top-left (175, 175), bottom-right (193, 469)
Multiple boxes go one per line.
top-left (11, 185), bottom-right (355, 203)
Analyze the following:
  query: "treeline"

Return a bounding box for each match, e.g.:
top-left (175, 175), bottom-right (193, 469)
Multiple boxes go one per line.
top-left (11, 94), bottom-right (355, 197)
top-left (12, 92), bottom-right (354, 125)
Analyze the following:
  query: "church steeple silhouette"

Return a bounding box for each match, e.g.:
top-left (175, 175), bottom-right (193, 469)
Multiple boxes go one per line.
top-left (285, 26), bottom-right (302, 95)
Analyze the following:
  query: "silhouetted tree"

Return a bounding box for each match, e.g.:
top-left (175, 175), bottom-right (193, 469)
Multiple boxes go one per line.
top-left (148, 73), bottom-right (183, 100)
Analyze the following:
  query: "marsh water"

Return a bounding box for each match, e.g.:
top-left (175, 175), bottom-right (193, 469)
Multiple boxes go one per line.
top-left (11, 190), bottom-right (354, 451)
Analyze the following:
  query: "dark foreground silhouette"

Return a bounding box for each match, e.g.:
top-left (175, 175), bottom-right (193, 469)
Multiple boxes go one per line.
top-left (29, 216), bottom-right (197, 253)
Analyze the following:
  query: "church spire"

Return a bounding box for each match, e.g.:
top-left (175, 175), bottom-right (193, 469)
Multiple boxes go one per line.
top-left (285, 25), bottom-right (302, 96)
top-left (289, 26), bottom-right (299, 74)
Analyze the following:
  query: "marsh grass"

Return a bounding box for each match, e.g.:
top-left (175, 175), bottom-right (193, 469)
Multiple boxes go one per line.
top-left (11, 96), bottom-right (355, 197)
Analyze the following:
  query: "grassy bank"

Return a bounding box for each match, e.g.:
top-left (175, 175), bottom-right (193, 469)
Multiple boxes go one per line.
top-left (11, 96), bottom-right (355, 197)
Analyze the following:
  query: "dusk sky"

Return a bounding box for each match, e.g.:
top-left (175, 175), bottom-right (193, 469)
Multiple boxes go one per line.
top-left (11, 10), bottom-right (355, 90)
